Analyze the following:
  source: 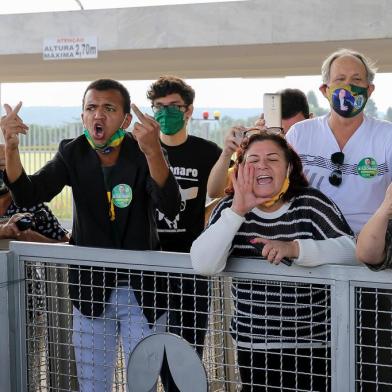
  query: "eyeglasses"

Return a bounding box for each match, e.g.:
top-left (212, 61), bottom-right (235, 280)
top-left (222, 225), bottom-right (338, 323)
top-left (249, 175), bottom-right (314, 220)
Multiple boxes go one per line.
top-left (329, 151), bottom-right (345, 186)
top-left (151, 104), bottom-right (188, 114)
top-left (241, 127), bottom-right (284, 138)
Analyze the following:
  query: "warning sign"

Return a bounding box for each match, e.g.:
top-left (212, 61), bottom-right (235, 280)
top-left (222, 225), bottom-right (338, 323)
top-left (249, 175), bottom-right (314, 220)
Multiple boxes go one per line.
top-left (43, 37), bottom-right (98, 61)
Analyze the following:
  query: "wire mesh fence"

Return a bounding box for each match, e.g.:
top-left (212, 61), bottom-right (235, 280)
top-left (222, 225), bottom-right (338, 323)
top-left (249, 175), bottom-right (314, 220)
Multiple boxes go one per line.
top-left (23, 262), bottom-right (234, 391)
top-left (22, 262), bottom-right (332, 391)
top-left (355, 286), bottom-right (392, 392)
top-left (3, 244), bottom-right (392, 391)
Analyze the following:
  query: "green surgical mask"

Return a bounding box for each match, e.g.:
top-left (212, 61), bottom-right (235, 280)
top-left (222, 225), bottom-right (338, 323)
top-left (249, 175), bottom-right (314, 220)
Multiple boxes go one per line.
top-left (154, 106), bottom-right (185, 135)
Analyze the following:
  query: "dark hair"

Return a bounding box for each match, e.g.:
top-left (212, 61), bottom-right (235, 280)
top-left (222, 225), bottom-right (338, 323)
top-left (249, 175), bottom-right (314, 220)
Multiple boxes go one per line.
top-left (147, 75), bottom-right (195, 105)
top-left (82, 79), bottom-right (131, 114)
top-left (226, 133), bottom-right (309, 202)
top-left (279, 88), bottom-right (310, 120)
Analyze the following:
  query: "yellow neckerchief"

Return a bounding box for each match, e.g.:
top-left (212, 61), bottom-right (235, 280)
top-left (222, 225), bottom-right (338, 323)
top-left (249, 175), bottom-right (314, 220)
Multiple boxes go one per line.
top-left (261, 176), bottom-right (290, 207)
top-left (261, 165), bottom-right (291, 208)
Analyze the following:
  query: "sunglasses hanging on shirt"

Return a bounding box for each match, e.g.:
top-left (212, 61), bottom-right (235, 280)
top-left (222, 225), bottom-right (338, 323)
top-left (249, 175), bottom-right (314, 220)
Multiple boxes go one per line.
top-left (329, 151), bottom-right (345, 187)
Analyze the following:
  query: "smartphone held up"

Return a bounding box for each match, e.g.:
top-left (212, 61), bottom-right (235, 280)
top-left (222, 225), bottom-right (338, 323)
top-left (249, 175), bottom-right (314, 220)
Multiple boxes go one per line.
top-left (232, 93), bottom-right (283, 145)
top-left (263, 93), bottom-right (282, 131)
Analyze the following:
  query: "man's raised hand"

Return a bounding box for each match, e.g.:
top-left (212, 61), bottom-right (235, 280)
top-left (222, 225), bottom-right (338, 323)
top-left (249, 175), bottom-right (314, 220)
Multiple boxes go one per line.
top-left (0, 102), bottom-right (29, 150)
top-left (131, 103), bottom-right (161, 156)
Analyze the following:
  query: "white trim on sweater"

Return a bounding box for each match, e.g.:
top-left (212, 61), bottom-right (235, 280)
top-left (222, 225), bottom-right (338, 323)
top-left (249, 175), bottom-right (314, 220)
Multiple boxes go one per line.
top-left (191, 205), bottom-right (357, 276)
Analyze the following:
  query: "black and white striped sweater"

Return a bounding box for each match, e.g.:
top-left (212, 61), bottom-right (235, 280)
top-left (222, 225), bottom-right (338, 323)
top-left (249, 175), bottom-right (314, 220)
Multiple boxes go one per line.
top-left (207, 187), bottom-right (353, 347)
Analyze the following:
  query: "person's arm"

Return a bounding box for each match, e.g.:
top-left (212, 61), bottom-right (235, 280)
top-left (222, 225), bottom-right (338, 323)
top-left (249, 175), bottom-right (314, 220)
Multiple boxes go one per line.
top-left (0, 102), bottom-right (29, 183)
top-left (191, 207), bottom-right (244, 275)
top-left (31, 204), bottom-right (70, 242)
top-left (0, 206), bottom-right (70, 243)
top-left (143, 149), bottom-right (169, 187)
top-left (251, 187), bottom-right (358, 266)
top-left (193, 162), bottom-right (274, 275)
top-left (0, 214), bottom-right (24, 239)
top-left (4, 146), bottom-right (69, 208)
top-left (207, 154), bottom-right (231, 198)
top-left (356, 212), bottom-right (388, 265)
top-left (131, 104), bottom-right (180, 220)
top-left (2, 103), bottom-right (67, 207)
top-left (17, 229), bottom-right (69, 243)
top-left (250, 236), bottom-right (357, 266)
top-left (356, 183), bottom-right (392, 266)
top-left (295, 236), bottom-right (357, 266)
top-left (131, 103), bottom-right (169, 187)
top-left (295, 188), bottom-right (358, 266)
top-left (207, 126), bottom-right (244, 198)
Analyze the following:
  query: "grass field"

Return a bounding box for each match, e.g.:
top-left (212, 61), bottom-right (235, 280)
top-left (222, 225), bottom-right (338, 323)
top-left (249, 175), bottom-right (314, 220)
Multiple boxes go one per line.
top-left (20, 150), bottom-right (73, 219)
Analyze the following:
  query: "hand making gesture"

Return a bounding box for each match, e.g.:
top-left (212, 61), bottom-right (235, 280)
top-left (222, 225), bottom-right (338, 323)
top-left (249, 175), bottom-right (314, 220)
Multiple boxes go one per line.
top-left (131, 103), bottom-right (161, 157)
top-left (231, 162), bottom-right (272, 216)
top-left (0, 102), bottom-right (29, 151)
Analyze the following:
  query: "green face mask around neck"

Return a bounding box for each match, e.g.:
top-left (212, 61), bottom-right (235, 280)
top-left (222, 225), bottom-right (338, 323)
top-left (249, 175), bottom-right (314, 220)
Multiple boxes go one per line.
top-left (84, 128), bottom-right (126, 154)
top-left (154, 106), bottom-right (186, 135)
top-left (84, 115), bottom-right (127, 154)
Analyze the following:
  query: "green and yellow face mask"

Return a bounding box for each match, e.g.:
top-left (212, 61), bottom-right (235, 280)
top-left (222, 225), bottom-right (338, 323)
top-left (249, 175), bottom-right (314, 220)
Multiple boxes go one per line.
top-left (84, 128), bottom-right (126, 154)
top-left (84, 115), bottom-right (127, 154)
top-left (327, 83), bottom-right (368, 118)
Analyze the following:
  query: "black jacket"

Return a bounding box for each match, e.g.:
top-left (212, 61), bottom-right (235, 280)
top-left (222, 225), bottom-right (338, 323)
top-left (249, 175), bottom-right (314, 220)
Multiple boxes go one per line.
top-left (6, 133), bottom-right (181, 321)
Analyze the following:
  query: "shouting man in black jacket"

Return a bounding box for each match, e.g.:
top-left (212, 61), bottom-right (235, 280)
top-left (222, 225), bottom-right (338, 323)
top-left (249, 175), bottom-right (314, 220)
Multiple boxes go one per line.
top-left (0, 79), bottom-right (181, 392)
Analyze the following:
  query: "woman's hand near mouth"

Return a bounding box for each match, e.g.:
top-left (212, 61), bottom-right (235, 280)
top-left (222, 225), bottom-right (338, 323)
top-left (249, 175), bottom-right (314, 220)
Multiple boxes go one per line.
top-left (231, 163), bottom-right (271, 216)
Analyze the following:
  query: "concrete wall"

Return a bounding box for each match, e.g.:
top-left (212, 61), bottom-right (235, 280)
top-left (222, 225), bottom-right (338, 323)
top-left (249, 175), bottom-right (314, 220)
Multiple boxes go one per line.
top-left (0, 0), bottom-right (391, 81)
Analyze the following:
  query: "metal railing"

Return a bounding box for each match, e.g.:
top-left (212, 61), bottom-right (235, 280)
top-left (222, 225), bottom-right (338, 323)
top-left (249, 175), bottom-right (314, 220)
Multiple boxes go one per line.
top-left (1, 242), bottom-right (392, 391)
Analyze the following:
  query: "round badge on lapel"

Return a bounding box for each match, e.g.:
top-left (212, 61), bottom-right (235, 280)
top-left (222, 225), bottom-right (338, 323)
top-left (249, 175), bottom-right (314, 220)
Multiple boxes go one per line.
top-left (112, 184), bottom-right (132, 208)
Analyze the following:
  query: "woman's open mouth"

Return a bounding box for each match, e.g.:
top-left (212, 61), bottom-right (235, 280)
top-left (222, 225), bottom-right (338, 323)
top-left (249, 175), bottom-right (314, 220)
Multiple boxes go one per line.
top-left (256, 175), bottom-right (273, 185)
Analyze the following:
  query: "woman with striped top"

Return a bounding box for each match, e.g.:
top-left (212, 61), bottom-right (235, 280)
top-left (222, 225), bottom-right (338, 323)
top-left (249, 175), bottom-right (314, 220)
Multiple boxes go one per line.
top-left (191, 131), bottom-right (357, 391)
